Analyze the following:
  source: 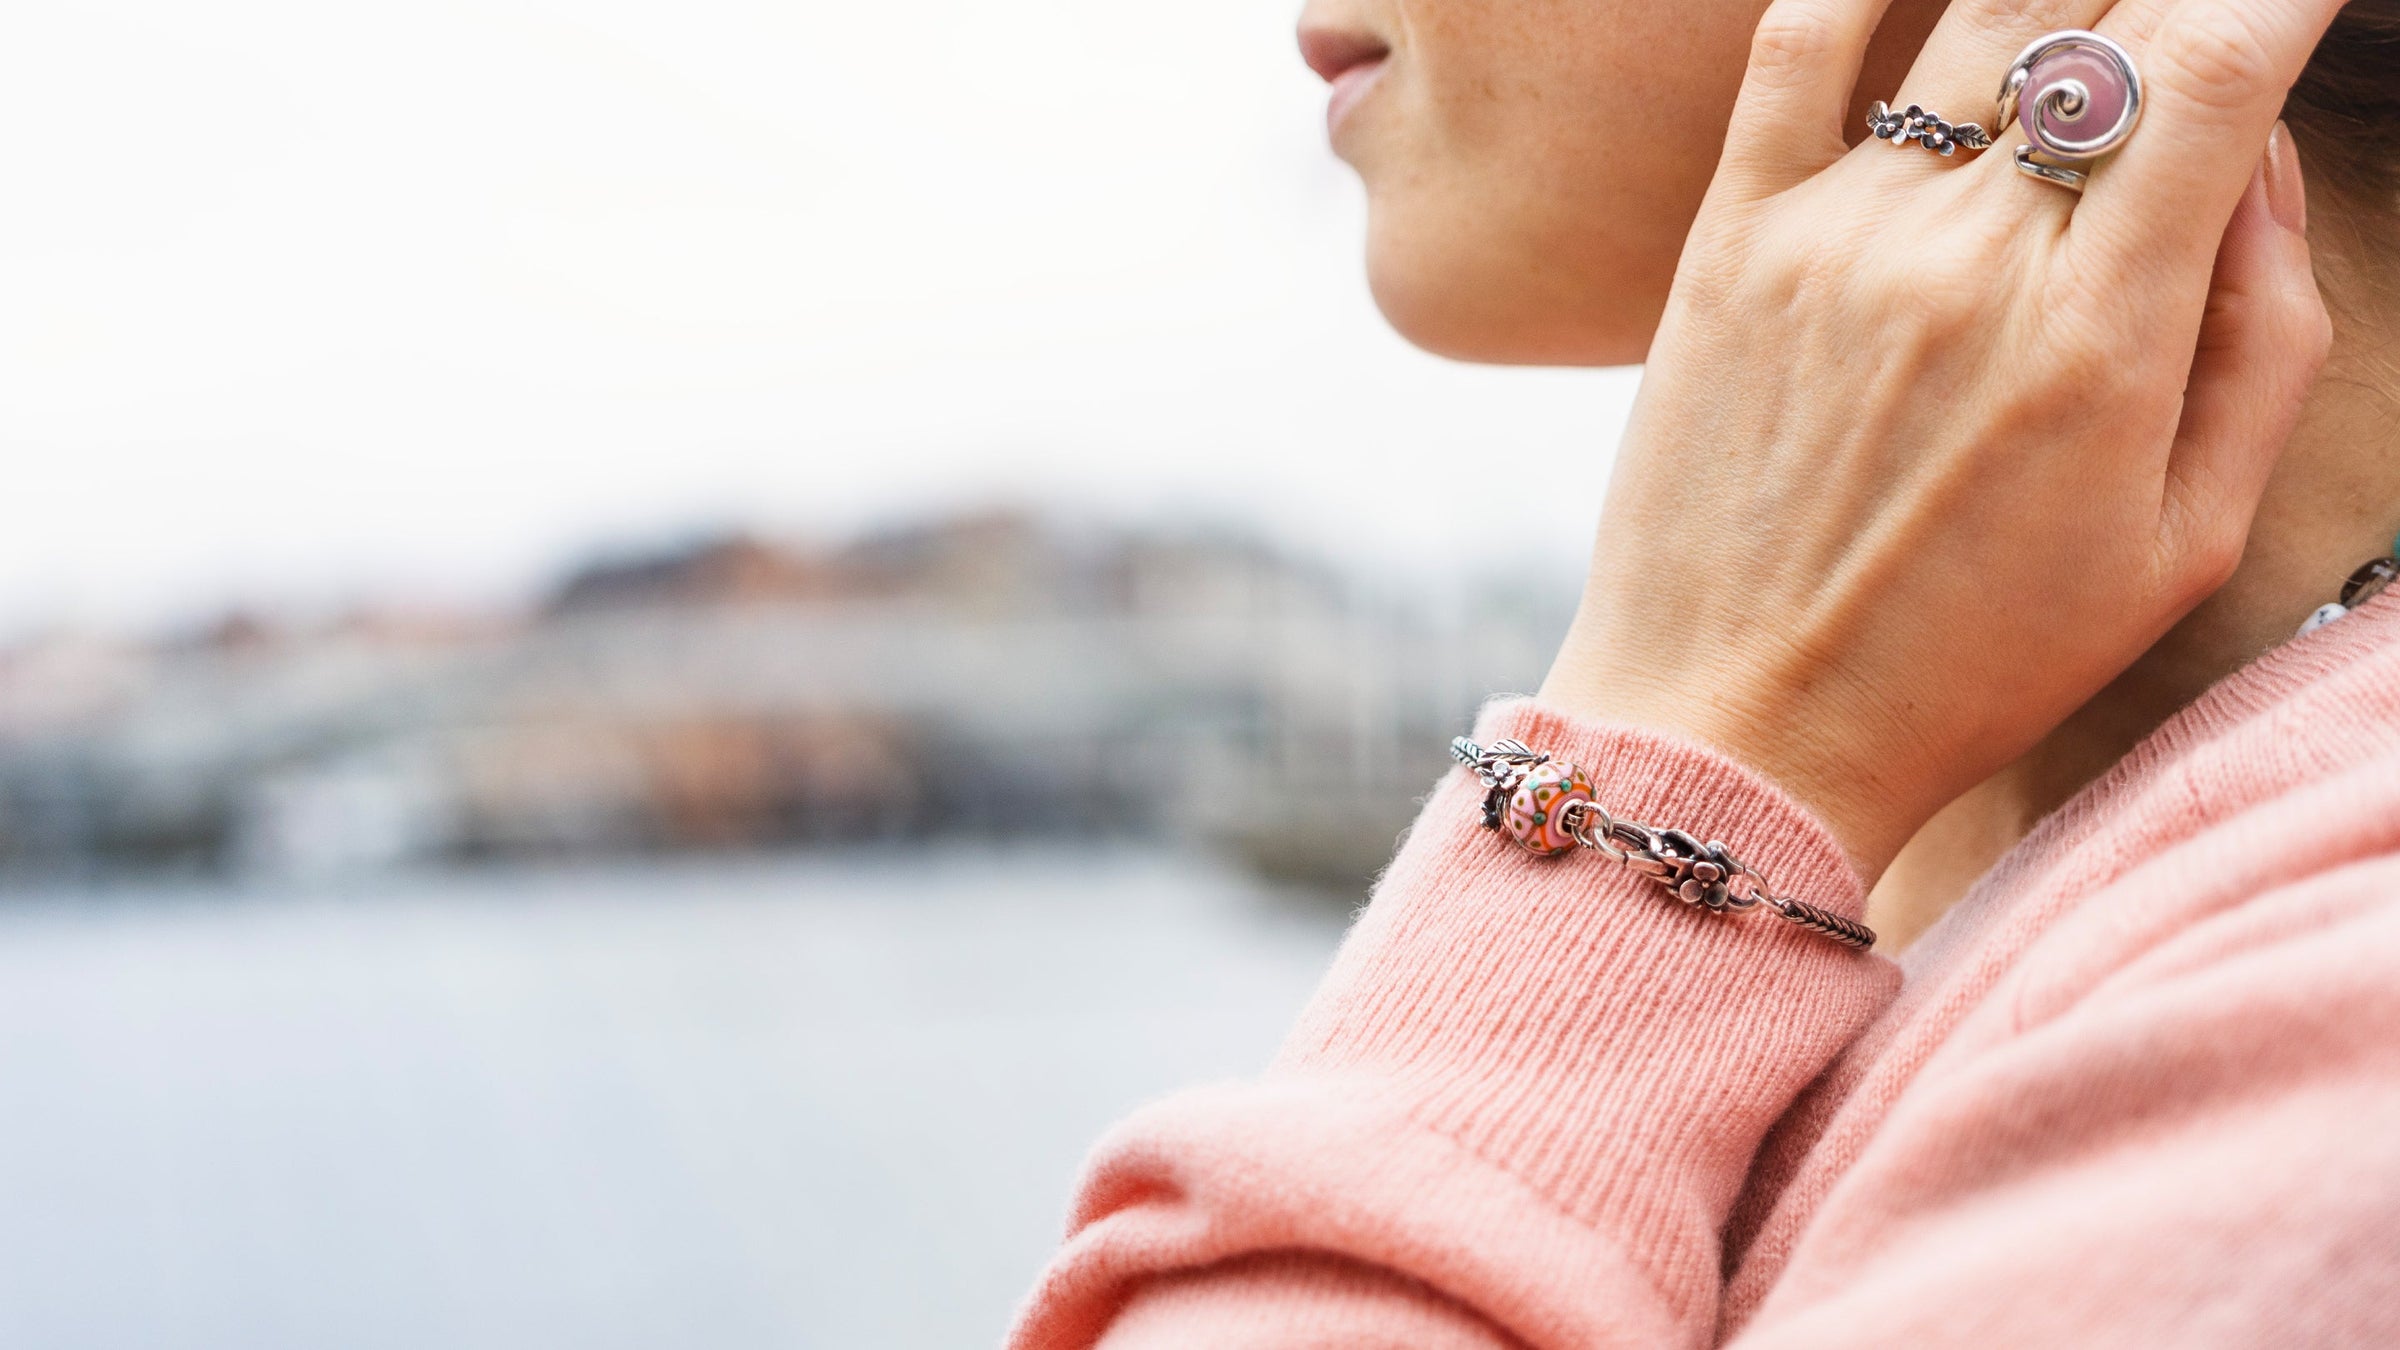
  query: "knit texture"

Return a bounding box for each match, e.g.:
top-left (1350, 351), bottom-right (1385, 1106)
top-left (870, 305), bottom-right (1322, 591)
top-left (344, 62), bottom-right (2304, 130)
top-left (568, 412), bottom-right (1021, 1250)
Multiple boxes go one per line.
top-left (1011, 595), bottom-right (2400, 1348)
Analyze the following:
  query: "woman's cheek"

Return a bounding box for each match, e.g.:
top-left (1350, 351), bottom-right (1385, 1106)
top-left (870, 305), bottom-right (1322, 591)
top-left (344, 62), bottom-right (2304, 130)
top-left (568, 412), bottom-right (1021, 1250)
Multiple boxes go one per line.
top-left (1345, 2), bottom-right (1754, 364)
top-left (1353, 127), bottom-right (1689, 367)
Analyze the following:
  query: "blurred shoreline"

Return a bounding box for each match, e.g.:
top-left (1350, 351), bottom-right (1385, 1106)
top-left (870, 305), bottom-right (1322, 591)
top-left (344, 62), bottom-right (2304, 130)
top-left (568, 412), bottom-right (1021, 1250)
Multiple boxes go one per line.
top-left (0, 510), bottom-right (1572, 894)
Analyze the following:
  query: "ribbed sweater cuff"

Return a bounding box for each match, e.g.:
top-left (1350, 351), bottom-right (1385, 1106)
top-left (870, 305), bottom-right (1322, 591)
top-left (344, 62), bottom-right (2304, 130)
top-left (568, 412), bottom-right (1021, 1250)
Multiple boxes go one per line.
top-left (1272, 697), bottom-right (1898, 1319)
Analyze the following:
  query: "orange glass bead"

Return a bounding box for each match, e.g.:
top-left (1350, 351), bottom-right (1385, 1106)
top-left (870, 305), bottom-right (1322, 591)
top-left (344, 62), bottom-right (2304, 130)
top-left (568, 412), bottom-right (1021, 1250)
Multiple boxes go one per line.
top-left (1502, 761), bottom-right (1594, 857)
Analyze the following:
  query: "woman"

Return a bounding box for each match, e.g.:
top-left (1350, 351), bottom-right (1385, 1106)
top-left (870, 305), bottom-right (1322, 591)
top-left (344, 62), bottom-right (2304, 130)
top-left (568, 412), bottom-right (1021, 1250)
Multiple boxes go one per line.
top-left (1016, 0), bottom-right (2400, 1343)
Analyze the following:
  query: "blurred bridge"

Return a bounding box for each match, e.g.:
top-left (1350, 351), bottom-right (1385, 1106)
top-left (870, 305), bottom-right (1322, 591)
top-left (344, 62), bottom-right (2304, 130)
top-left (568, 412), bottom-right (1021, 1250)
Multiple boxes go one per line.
top-left (0, 517), bottom-right (1569, 890)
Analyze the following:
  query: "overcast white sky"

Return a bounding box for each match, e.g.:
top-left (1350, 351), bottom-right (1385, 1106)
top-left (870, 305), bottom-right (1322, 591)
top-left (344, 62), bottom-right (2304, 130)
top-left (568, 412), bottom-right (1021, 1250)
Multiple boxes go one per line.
top-left (1, 0), bottom-right (1639, 635)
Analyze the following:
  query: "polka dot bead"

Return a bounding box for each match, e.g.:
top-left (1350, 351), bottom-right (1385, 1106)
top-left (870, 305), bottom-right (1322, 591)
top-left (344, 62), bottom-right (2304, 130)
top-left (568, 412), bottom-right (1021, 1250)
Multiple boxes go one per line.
top-left (1502, 761), bottom-right (1595, 857)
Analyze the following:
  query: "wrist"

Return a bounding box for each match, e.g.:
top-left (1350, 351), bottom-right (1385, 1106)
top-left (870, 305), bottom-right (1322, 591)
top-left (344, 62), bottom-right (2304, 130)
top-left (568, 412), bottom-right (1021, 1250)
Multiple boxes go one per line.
top-left (1539, 610), bottom-right (1929, 883)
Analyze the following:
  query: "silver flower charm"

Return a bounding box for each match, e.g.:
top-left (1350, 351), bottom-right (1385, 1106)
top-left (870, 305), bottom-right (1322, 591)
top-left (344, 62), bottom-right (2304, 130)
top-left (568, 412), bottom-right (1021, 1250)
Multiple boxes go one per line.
top-left (1866, 100), bottom-right (1991, 157)
top-left (1655, 829), bottom-right (1738, 911)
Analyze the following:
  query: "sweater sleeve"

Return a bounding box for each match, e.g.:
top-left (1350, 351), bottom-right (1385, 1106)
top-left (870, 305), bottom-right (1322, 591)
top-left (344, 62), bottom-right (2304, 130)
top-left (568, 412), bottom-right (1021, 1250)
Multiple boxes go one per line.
top-left (1007, 698), bottom-right (1902, 1348)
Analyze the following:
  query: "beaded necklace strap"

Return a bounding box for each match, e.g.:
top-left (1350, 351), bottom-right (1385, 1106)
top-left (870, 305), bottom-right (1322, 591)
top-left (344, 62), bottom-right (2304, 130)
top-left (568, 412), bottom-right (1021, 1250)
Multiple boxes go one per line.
top-left (1450, 737), bottom-right (1876, 952)
top-left (2296, 531), bottom-right (2400, 636)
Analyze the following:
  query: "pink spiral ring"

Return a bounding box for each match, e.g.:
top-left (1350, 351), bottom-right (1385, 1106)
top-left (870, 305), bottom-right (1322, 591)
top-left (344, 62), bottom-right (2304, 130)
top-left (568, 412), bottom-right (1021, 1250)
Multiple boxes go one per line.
top-left (1999, 30), bottom-right (2142, 166)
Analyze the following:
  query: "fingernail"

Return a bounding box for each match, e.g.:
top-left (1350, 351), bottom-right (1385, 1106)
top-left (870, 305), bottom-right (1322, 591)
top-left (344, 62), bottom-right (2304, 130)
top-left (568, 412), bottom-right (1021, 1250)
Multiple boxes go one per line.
top-left (2265, 119), bottom-right (2307, 234)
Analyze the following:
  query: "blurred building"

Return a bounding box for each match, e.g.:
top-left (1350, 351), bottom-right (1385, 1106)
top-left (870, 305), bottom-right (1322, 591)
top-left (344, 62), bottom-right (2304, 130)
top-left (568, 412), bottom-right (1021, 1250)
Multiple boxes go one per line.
top-left (0, 513), bottom-right (1572, 890)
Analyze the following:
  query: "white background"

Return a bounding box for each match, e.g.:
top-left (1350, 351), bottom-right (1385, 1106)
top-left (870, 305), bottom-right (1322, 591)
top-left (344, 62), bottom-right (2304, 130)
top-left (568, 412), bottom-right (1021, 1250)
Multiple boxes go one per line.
top-left (2, 0), bottom-right (1640, 636)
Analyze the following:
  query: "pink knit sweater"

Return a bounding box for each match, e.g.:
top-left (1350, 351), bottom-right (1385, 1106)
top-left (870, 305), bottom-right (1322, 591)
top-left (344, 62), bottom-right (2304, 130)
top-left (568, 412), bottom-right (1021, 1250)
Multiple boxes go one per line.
top-left (1010, 594), bottom-right (2400, 1347)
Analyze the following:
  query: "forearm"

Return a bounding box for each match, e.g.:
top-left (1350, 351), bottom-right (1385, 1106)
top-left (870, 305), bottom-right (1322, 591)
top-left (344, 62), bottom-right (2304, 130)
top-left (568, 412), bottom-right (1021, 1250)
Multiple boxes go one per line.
top-left (1011, 699), bottom-right (1898, 1347)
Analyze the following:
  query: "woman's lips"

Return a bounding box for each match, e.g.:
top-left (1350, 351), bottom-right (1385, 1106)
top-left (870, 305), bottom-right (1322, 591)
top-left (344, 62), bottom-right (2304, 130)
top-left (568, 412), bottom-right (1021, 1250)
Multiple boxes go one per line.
top-left (1298, 28), bottom-right (1390, 142)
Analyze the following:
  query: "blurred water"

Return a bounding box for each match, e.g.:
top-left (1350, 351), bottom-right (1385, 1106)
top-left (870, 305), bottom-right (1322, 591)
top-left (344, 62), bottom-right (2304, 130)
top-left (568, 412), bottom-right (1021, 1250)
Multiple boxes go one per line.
top-left (0, 850), bottom-right (1351, 1349)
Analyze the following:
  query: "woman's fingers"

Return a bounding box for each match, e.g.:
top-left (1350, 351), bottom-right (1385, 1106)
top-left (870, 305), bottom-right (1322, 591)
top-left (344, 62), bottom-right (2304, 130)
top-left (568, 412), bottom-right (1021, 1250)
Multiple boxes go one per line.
top-left (2154, 125), bottom-right (2329, 589)
top-left (1718, 0), bottom-right (1901, 196)
top-left (2075, 0), bottom-right (2347, 278)
top-left (1889, 0), bottom-right (2117, 136)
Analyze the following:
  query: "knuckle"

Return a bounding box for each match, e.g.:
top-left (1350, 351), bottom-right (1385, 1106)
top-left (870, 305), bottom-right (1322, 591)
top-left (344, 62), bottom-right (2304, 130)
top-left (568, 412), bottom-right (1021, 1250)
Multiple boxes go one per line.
top-left (1678, 220), bottom-right (1773, 309)
top-left (2224, 280), bottom-right (2334, 383)
top-left (1926, 261), bottom-right (1993, 324)
top-left (2182, 526), bottom-right (2249, 598)
top-left (2160, 497), bottom-right (2251, 603)
top-left (2042, 291), bottom-right (2146, 388)
top-left (1868, 257), bottom-right (1981, 340)
top-left (1910, 296), bottom-right (1982, 349)
top-left (1744, 228), bottom-right (1818, 283)
top-left (2265, 300), bottom-right (2338, 396)
top-left (2048, 350), bottom-right (2119, 409)
top-left (2154, 12), bottom-right (2280, 111)
top-left (2047, 325), bottom-right (2127, 391)
top-left (2049, 258), bottom-right (2142, 332)
top-left (1694, 212), bottom-right (1831, 309)
top-left (1675, 257), bottom-right (1743, 316)
top-left (2056, 334), bottom-right (2172, 431)
top-left (2294, 291), bottom-right (2336, 370)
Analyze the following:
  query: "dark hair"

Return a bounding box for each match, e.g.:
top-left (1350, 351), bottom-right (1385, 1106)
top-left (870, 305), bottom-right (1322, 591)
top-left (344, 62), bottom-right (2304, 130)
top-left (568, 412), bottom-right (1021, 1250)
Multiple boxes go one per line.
top-left (2288, 4), bottom-right (2400, 245)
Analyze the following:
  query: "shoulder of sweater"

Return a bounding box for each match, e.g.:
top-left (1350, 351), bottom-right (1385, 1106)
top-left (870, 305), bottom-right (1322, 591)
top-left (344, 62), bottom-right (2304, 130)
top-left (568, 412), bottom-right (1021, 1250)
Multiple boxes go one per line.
top-left (2007, 829), bottom-right (2400, 1042)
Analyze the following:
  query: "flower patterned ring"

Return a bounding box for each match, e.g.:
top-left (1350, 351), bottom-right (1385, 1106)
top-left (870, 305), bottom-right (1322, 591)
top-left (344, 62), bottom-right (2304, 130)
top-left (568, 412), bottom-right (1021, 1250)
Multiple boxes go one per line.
top-left (1865, 100), bottom-right (1993, 158)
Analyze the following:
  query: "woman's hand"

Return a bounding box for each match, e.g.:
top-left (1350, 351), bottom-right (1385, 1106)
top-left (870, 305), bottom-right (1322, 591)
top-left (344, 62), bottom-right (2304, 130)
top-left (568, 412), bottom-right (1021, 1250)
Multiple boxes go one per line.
top-left (1542, 0), bottom-right (2339, 878)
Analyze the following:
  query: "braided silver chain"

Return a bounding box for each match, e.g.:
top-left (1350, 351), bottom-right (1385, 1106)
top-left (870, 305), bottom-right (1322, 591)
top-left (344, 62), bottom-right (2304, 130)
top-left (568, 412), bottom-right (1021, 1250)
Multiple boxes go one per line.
top-left (1451, 737), bottom-right (1876, 951)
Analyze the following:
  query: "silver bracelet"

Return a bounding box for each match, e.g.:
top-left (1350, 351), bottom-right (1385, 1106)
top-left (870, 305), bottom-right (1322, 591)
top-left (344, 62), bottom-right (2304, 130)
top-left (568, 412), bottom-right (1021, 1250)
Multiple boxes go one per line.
top-left (1451, 737), bottom-right (1876, 951)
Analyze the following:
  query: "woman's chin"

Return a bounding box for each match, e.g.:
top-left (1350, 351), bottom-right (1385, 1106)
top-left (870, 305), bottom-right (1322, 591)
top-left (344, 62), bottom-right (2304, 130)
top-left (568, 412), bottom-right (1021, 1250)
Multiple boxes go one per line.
top-left (1363, 229), bottom-right (1659, 368)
